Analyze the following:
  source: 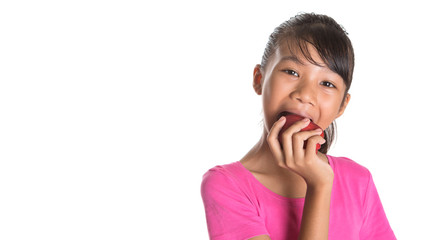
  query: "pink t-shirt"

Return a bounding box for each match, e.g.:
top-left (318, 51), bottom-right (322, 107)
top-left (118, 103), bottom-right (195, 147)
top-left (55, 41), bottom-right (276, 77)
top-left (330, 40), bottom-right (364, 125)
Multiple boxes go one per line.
top-left (201, 155), bottom-right (396, 240)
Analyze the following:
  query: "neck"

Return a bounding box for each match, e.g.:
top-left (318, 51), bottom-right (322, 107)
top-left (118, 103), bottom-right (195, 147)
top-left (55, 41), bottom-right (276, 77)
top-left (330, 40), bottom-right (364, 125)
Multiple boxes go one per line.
top-left (240, 128), bottom-right (282, 174)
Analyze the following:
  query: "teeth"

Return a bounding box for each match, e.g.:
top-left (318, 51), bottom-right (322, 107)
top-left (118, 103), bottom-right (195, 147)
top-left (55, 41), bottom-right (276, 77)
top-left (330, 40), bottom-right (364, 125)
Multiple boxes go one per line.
top-left (281, 111), bottom-right (293, 117)
top-left (280, 111), bottom-right (303, 119)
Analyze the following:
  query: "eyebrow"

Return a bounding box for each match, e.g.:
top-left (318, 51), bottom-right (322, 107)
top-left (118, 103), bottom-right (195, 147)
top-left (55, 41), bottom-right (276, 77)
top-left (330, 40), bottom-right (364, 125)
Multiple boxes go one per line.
top-left (280, 55), bottom-right (305, 65)
top-left (281, 55), bottom-right (330, 69)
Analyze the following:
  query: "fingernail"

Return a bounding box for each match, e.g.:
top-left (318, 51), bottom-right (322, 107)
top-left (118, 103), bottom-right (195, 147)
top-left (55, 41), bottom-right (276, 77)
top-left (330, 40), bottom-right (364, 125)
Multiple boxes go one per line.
top-left (303, 118), bottom-right (310, 122)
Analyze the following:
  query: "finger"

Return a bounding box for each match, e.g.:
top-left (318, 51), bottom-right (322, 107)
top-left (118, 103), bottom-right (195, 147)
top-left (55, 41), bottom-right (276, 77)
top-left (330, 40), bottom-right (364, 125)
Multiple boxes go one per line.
top-left (280, 118), bottom-right (310, 159)
top-left (267, 116), bottom-right (287, 167)
top-left (282, 117), bottom-right (311, 137)
top-left (305, 133), bottom-right (326, 158)
top-left (291, 128), bottom-right (323, 159)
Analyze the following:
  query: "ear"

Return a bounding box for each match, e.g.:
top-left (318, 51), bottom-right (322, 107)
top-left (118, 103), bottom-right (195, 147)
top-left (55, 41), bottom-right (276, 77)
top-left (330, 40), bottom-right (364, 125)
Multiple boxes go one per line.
top-left (336, 93), bottom-right (351, 118)
top-left (253, 64), bottom-right (263, 95)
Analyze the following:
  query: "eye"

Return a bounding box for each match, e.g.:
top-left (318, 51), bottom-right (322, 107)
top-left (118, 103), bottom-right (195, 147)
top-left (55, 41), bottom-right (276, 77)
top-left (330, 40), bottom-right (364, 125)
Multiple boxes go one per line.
top-left (321, 81), bottom-right (336, 88)
top-left (283, 70), bottom-right (299, 77)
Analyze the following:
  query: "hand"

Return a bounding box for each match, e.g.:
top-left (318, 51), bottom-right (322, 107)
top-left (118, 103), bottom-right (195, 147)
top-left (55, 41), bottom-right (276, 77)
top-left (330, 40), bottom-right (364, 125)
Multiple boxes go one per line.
top-left (267, 116), bottom-right (334, 187)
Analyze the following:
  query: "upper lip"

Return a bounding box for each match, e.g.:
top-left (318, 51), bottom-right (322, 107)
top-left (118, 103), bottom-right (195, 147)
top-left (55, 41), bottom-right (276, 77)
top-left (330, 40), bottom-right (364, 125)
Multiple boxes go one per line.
top-left (278, 110), bottom-right (313, 121)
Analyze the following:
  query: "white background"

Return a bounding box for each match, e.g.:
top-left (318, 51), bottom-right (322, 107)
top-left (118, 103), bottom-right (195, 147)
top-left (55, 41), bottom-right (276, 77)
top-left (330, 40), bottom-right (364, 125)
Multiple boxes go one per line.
top-left (1, 0), bottom-right (441, 239)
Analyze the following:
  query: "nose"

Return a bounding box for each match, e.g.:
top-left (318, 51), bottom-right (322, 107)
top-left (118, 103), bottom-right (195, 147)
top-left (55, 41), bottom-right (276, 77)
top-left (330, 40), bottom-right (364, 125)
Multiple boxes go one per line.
top-left (290, 82), bottom-right (316, 106)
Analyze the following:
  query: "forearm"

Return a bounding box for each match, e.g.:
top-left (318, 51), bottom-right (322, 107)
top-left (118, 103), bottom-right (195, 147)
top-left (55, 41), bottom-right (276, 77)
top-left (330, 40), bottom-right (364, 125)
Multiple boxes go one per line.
top-left (298, 183), bottom-right (333, 240)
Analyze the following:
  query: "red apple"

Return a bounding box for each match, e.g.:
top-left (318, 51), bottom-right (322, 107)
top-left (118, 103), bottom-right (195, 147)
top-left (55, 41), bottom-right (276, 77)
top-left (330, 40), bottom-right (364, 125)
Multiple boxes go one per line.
top-left (277, 114), bottom-right (324, 153)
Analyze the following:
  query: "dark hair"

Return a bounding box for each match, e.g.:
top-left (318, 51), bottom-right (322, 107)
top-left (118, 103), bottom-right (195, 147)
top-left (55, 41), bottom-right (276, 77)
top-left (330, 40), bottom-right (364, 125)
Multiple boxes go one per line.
top-left (261, 13), bottom-right (355, 154)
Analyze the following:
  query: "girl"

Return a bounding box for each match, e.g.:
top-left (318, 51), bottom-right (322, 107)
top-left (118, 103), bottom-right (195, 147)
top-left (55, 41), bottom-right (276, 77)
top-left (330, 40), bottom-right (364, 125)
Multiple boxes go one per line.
top-left (201, 13), bottom-right (396, 240)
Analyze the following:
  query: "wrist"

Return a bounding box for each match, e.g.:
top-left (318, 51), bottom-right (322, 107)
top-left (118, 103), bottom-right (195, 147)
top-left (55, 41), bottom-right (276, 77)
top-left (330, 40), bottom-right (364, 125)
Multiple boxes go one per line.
top-left (306, 176), bottom-right (334, 192)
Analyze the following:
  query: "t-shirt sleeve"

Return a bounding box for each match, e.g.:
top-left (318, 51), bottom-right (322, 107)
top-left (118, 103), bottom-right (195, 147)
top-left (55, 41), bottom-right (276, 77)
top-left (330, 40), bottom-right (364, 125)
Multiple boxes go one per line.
top-left (201, 168), bottom-right (269, 240)
top-left (359, 172), bottom-right (396, 240)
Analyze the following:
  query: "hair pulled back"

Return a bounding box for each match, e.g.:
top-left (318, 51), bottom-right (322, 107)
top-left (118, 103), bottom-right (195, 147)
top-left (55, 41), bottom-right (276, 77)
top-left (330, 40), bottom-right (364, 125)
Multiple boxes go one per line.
top-left (261, 13), bottom-right (355, 154)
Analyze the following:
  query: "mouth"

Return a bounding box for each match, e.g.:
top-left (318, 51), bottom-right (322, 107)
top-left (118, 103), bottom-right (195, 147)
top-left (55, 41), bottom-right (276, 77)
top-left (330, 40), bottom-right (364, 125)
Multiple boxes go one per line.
top-left (277, 112), bottom-right (324, 153)
top-left (277, 111), bottom-right (312, 121)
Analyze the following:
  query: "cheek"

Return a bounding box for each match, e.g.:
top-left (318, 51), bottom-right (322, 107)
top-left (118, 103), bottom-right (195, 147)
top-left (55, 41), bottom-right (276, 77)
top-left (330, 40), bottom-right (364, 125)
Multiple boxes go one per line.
top-left (262, 93), bottom-right (277, 131)
top-left (262, 78), bottom-right (280, 108)
top-left (261, 79), bottom-right (285, 130)
top-left (317, 96), bottom-right (343, 129)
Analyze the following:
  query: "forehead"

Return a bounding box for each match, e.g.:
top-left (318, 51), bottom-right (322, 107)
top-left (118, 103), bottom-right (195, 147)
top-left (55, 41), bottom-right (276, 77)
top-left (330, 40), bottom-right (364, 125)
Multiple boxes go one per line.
top-left (275, 41), bottom-right (327, 67)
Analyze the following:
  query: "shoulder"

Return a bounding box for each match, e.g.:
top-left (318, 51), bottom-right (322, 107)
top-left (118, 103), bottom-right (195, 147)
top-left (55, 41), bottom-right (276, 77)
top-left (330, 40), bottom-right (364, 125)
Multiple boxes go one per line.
top-left (202, 162), bottom-right (244, 184)
top-left (201, 161), bottom-right (259, 212)
top-left (328, 156), bottom-right (396, 239)
top-left (201, 163), bottom-right (270, 239)
top-left (328, 155), bottom-right (373, 186)
top-left (201, 162), bottom-right (247, 196)
top-left (328, 155), bottom-right (371, 176)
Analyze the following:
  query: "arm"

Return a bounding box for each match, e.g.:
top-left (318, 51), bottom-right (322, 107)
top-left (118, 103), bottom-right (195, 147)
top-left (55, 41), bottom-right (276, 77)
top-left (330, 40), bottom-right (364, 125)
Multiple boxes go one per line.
top-left (359, 173), bottom-right (396, 239)
top-left (248, 185), bottom-right (332, 240)
top-left (249, 235), bottom-right (271, 240)
top-left (267, 117), bottom-right (334, 240)
top-left (298, 183), bottom-right (333, 240)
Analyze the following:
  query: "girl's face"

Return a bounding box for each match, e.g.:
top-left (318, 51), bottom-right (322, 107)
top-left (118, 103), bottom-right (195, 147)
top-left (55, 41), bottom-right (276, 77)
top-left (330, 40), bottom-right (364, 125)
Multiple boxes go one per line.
top-left (254, 42), bottom-right (351, 134)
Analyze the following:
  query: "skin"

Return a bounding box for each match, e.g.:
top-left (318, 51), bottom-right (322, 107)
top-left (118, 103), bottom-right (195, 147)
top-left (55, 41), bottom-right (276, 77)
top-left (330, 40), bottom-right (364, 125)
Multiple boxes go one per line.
top-left (240, 42), bottom-right (351, 240)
